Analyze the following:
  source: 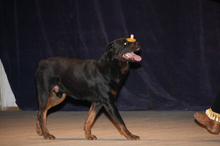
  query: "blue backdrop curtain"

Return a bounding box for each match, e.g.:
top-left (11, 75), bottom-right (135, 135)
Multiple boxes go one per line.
top-left (1, 0), bottom-right (220, 111)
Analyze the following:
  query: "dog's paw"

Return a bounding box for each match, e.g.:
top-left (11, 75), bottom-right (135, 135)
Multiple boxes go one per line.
top-left (124, 132), bottom-right (140, 140)
top-left (129, 134), bottom-right (140, 140)
top-left (44, 134), bottom-right (56, 140)
top-left (85, 134), bottom-right (97, 140)
top-left (36, 126), bottom-right (43, 136)
top-left (36, 128), bottom-right (43, 136)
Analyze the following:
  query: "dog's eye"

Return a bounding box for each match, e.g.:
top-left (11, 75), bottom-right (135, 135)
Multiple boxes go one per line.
top-left (124, 42), bottom-right (127, 46)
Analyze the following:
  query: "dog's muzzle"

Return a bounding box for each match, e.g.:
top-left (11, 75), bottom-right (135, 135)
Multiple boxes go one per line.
top-left (122, 50), bottom-right (142, 62)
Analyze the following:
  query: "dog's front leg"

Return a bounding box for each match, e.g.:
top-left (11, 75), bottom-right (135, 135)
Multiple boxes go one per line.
top-left (84, 102), bottom-right (103, 140)
top-left (103, 100), bottom-right (140, 140)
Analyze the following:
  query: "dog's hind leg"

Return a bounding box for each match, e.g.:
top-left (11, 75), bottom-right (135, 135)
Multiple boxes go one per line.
top-left (36, 85), bottom-right (66, 140)
top-left (84, 102), bottom-right (102, 140)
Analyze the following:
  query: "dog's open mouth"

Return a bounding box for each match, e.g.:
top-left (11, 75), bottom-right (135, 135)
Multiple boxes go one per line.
top-left (122, 51), bottom-right (142, 62)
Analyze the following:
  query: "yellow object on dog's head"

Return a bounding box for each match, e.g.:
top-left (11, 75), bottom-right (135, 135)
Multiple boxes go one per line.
top-left (126, 34), bottom-right (136, 42)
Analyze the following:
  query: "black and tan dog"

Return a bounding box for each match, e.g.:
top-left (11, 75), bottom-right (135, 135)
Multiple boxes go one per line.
top-left (36, 35), bottom-right (142, 140)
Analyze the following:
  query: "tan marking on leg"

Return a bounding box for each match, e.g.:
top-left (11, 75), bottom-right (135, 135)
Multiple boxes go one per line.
top-left (84, 103), bottom-right (97, 140)
top-left (47, 90), bottom-right (66, 110)
top-left (41, 90), bottom-right (67, 140)
top-left (84, 103), bottom-right (102, 140)
top-left (84, 110), bottom-right (96, 131)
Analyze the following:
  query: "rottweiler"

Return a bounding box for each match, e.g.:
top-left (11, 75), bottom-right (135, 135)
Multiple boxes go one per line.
top-left (36, 35), bottom-right (142, 140)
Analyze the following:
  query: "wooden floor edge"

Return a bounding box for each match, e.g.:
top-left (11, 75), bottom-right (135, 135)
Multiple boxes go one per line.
top-left (1, 106), bottom-right (20, 111)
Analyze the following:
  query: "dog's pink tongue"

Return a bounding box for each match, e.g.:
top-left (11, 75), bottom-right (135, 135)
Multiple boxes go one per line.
top-left (125, 52), bottom-right (142, 61)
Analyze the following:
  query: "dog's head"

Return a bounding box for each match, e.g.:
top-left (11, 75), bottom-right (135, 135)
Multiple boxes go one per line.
top-left (103, 36), bottom-right (142, 62)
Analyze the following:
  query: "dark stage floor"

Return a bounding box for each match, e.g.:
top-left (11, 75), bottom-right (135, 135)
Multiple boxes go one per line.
top-left (0, 111), bottom-right (220, 146)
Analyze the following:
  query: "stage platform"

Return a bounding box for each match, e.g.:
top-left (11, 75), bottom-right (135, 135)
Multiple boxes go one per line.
top-left (0, 111), bottom-right (219, 146)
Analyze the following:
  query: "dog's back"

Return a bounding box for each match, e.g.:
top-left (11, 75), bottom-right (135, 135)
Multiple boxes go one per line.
top-left (36, 57), bottom-right (101, 101)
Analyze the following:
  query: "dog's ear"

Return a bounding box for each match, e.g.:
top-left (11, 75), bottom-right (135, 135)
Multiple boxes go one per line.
top-left (105, 42), bottom-right (114, 52)
top-left (100, 42), bottom-right (115, 62)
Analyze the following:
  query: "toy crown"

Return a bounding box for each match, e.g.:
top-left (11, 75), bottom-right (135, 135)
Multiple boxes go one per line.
top-left (126, 34), bottom-right (136, 42)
